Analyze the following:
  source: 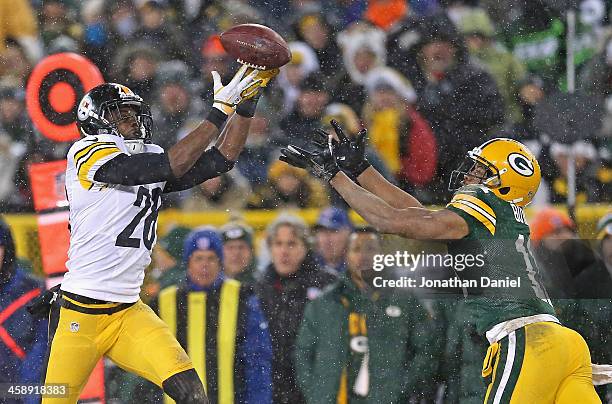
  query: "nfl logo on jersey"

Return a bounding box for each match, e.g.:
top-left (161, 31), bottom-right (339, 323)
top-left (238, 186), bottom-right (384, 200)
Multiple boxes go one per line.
top-left (70, 322), bottom-right (80, 333)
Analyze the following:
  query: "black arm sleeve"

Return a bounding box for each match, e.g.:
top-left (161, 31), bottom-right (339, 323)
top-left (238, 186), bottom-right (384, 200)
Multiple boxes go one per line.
top-left (163, 146), bottom-right (235, 193)
top-left (93, 152), bottom-right (175, 186)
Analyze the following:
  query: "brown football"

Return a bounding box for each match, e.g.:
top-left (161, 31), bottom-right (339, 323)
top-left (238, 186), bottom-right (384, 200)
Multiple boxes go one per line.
top-left (220, 24), bottom-right (291, 70)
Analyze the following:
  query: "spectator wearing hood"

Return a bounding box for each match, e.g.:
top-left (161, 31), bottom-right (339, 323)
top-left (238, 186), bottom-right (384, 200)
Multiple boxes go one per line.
top-left (319, 103), bottom-right (395, 192)
top-left (0, 87), bottom-right (28, 211)
top-left (38, 0), bottom-right (83, 52)
top-left (275, 42), bottom-right (321, 116)
top-left (361, 67), bottom-right (438, 199)
top-left (0, 40), bottom-right (32, 90)
top-left (106, 0), bottom-right (138, 46)
top-left (401, 14), bottom-right (504, 201)
top-left (293, 14), bottom-right (342, 78)
top-left (530, 208), bottom-right (583, 299)
top-left (332, 25), bottom-right (386, 113)
top-left (248, 160), bottom-right (329, 210)
top-left (0, 219), bottom-right (47, 404)
top-left (154, 228), bottom-right (273, 404)
top-left (255, 215), bottom-right (337, 404)
top-left (0, 85), bottom-right (57, 212)
top-left (279, 74), bottom-right (331, 149)
top-left (500, 0), bottom-right (564, 89)
top-left (457, 8), bottom-right (527, 123)
top-left (181, 170), bottom-right (252, 212)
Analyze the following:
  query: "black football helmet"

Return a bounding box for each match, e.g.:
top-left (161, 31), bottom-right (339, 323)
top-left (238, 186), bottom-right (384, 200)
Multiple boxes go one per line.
top-left (76, 83), bottom-right (152, 146)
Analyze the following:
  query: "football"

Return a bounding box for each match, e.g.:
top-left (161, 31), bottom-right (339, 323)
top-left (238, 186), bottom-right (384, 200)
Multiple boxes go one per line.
top-left (220, 24), bottom-right (292, 70)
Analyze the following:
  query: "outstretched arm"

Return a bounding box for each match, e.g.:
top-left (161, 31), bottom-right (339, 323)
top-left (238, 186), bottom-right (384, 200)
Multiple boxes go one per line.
top-left (356, 166), bottom-right (423, 208)
top-left (94, 67), bottom-right (270, 187)
top-left (166, 65), bottom-right (262, 178)
top-left (330, 172), bottom-right (468, 240)
top-left (162, 96), bottom-right (263, 193)
top-left (322, 120), bottom-right (423, 208)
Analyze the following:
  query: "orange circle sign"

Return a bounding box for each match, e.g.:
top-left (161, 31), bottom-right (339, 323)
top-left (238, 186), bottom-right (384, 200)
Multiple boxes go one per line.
top-left (48, 82), bottom-right (76, 113)
top-left (26, 53), bottom-right (104, 142)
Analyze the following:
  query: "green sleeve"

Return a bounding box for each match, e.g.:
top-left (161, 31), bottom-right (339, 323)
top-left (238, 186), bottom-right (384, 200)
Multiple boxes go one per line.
top-left (401, 299), bottom-right (443, 396)
top-left (294, 301), bottom-right (318, 401)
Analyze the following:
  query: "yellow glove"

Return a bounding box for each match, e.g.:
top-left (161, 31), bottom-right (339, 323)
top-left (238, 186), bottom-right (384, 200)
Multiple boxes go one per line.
top-left (240, 68), bottom-right (280, 100)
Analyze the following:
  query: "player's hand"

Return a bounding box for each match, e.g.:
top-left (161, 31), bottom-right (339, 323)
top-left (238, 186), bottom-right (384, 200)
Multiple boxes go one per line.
top-left (211, 65), bottom-right (261, 115)
top-left (234, 68), bottom-right (280, 118)
top-left (315, 120), bottom-right (371, 179)
top-left (279, 144), bottom-right (339, 182)
top-left (250, 68), bottom-right (279, 89)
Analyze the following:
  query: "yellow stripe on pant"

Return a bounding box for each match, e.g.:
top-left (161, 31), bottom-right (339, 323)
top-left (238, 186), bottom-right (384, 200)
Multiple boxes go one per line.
top-left (188, 292), bottom-right (207, 394)
top-left (218, 280), bottom-right (240, 404)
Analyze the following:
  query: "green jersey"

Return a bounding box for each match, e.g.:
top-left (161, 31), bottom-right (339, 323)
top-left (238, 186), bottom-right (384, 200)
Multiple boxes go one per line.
top-left (446, 184), bottom-right (556, 334)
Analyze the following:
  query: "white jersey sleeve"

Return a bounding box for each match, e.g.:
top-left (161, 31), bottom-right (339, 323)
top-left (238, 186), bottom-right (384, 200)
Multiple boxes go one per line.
top-left (68, 134), bottom-right (126, 189)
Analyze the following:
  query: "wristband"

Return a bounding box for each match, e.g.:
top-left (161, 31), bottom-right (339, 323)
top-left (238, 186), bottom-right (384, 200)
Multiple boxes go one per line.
top-left (206, 108), bottom-right (229, 129)
top-left (353, 160), bottom-right (371, 178)
top-left (236, 94), bottom-right (260, 118)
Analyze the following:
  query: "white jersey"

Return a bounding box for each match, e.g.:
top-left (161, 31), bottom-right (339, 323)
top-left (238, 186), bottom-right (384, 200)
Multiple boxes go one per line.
top-left (62, 134), bottom-right (166, 303)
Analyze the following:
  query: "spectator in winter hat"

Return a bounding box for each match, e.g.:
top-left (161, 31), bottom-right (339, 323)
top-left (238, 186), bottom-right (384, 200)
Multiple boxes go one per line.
top-left (313, 207), bottom-right (353, 275)
top-left (276, 42), bottom-right (321, 115)
top-left (153, 227), bottom-right (273, 403)
top-left (220, 222), bottom-right (258, 283)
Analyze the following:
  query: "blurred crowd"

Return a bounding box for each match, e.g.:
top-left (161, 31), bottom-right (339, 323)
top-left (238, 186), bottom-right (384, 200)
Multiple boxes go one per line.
top-left (2, 207), bottom-right (612, 403)
top-left (1, 0), bottom-right (612, 212)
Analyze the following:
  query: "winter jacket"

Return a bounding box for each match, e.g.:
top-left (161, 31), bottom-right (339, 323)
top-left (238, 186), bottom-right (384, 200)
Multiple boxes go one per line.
top-left (0, 268), bottom-right (47, 404)
top-left (295, 275), bottom-right (439, 403)
top-left (364, 103), bottom-right (437, 187)
top-left (467, 45), bottom-right (527, 124)
top-left (442, 300), bottom-right (488, 404)
top-left (255, 253), bottom-right (337, 404)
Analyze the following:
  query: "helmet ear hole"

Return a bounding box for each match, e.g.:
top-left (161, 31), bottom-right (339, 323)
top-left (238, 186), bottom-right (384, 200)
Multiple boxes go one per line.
top-left (499, 187), bottom-right (510, 195)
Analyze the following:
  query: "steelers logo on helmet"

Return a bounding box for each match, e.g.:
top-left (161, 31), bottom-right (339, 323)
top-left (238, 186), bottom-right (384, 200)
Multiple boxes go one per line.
top-left (508, 152), bottom-right (535, 177)
top-left (77, 95), bottom-right (93, 122)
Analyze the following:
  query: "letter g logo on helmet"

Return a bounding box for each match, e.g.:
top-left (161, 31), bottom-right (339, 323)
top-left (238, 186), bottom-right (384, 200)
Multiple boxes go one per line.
top-left (508, 153), bottom-right (534, 177)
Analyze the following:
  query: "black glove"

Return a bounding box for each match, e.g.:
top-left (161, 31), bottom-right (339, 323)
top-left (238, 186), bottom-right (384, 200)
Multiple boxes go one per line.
top-left (279, 144), bottom-right (340, 182)
top-left (26, 285), bottom-right (60, 318)
top-left (315, 120), bottom-right (371, 179)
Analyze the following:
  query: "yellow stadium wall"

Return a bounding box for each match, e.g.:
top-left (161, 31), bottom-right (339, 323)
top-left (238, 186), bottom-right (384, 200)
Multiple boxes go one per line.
top-left (3, 204), bottom-right (611, 276)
